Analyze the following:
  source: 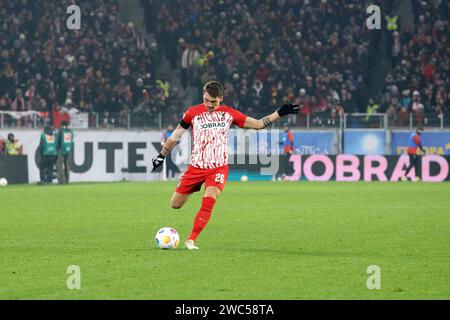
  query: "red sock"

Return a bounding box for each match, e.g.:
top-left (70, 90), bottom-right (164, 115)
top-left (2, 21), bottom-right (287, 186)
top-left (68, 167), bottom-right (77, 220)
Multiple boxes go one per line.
top-left (188, 196), bottom-right (216, 241)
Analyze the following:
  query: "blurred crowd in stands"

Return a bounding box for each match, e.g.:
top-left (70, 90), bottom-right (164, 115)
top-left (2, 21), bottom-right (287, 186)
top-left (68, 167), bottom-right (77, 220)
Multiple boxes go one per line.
top-left (381, 0), bottom-right (449, 126)
top-left (0, 0), bottom-right (448, 128)
top-left (0, 0), bottom-right (181, 128)
top-left (144, 0), bottom-right (371, 124)
top-left (143, 0), bottom-right (449, 127)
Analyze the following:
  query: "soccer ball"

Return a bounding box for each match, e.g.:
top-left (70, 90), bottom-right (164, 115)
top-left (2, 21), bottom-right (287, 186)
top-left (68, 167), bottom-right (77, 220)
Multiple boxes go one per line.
top-left (0, 178), bottom-right (7, 187)
top-left (240, 175), bottom-right (248, 182)
top-left (155, 227), bottom-right (180, 250)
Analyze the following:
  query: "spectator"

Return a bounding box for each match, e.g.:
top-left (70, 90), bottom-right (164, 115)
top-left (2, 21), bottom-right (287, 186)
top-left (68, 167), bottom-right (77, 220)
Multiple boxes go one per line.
top-left (400, 90), bottom-right (412, 108)
top-left (52, 101), bottom-right (71, 129)
top-left (386, 102), bottom-right (398, 127)
top-left (5, 133), bottom-right (22, 155)
top-left (411, 90), bottom-right (425, 125)
top-left (343, 92), bottom-right (358, 114)
top-left (365, 98), bottom-right (380, 125)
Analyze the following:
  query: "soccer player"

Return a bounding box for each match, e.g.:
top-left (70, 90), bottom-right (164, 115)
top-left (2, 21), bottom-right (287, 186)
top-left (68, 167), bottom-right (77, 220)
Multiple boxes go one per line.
top-left (402, 126), bottom-right (425, 182)
top-left (152, 81), bottom-right (299, 250)
top-left (281, 124), bottom-right (294, 155)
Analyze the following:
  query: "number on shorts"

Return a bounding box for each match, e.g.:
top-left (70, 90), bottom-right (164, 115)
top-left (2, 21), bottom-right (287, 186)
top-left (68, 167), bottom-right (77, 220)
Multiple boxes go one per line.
top-left (215, 173), bottom-right (225, 184)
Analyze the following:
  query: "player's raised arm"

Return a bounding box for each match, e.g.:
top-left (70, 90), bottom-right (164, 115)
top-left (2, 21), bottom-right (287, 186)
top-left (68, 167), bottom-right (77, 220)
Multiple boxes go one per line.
top-left (243, 104), bottom-right (300, 130)
top-left (152, 124), bottom-right (187, 171)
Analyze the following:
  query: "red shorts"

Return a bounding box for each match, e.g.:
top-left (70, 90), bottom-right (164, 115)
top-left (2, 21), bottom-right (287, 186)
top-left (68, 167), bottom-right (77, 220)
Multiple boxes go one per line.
top-left (175, 165), bottom-right (229, 195)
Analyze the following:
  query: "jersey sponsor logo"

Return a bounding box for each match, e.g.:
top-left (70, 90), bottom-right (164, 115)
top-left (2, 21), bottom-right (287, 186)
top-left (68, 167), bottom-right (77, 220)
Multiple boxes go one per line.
top-left (200, 122), bottom-right (227, 130)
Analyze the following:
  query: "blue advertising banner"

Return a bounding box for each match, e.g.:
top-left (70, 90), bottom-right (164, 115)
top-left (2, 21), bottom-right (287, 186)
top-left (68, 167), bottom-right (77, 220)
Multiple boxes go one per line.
top-left (344, 131), bottom-right (386, 155)
top-left (391, 131), bottom-right (450, 155)
top-left (290, 131), bottom-right (336, 155)
top-left (228, 129), bottom-right (279, 155)
top-left (228, 130), bottom-right (337, 155)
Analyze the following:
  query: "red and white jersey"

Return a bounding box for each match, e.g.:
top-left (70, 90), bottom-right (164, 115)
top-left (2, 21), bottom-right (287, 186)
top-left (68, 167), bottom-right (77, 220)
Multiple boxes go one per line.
top-left (182, 103), bottom-right (247, 169)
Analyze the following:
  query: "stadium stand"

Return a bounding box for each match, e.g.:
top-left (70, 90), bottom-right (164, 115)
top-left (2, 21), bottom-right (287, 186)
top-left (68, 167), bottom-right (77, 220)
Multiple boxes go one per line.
top-left (141, 0), bottom-right (448, 128)
top-left (143, 0), bottom-right (371, 117)
top-left (381, 0), bottom-right (449, 126)
top-left (0, 0), bottom-right (448, 129)
top-left (0, 0), bottom-right (184, 128)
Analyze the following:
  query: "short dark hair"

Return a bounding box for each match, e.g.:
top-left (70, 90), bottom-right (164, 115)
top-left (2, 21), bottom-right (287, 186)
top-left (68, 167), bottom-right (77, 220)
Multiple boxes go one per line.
top-left (417, 126), bottom-right (424, 132)
top-left (203, 80), bottom-right (223, 98)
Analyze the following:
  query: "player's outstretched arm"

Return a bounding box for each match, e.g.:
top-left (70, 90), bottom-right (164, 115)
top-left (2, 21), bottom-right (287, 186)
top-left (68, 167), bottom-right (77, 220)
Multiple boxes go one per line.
top-left (243, 104), bottom-right (300, 130)
top-left (152, 125), bottom-right (187, 171)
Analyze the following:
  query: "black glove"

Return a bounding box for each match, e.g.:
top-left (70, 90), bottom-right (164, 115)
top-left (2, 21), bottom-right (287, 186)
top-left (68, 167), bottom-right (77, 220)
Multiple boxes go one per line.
top-left (277, 104), bottom-right (300, 117)
top-left (152, 153), bottom-right (165, 171)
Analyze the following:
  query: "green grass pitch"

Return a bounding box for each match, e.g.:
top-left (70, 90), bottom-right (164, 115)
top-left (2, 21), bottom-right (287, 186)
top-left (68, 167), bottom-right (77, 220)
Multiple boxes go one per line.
top-left (1, 181), bottom-right (449, 299)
